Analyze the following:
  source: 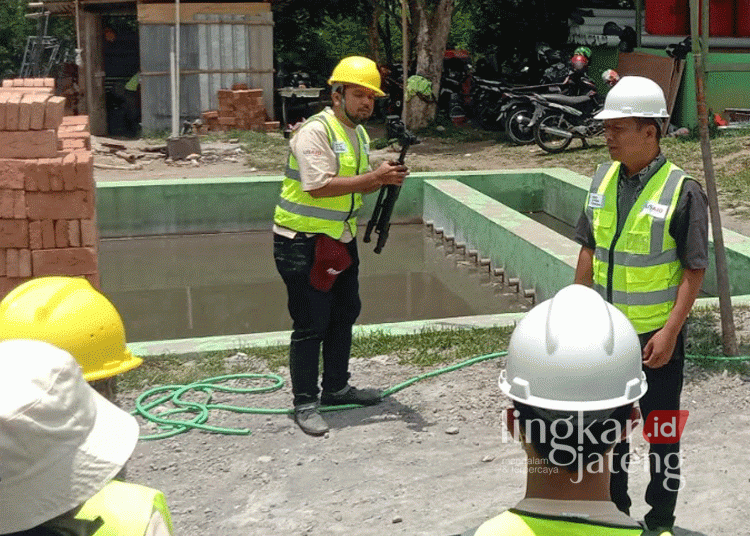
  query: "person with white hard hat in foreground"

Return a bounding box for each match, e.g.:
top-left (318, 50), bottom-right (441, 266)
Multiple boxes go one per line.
top-left (0, 339), bottom-right (173, 536)
top-left (573, 76), bottom-right (708, 531)
top-left (273, 56), bottom-right (409, 436)
top-left (457, 284), bottom-right (670, 536)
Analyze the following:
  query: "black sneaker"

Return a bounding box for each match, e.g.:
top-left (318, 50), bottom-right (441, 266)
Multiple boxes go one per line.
top-left (320, 385), bottom-right (382, 406)
top-left (293, 403), bottom-right (329, 436)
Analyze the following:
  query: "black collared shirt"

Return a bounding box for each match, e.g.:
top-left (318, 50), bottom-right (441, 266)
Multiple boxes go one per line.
top-left (575, 154), bottom-right (709, 270)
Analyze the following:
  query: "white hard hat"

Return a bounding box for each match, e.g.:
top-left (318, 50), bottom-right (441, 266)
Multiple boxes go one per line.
top-left (594, 75), bottom-right (669, 120)
top-left (499, 284), bottom-right (647, 412)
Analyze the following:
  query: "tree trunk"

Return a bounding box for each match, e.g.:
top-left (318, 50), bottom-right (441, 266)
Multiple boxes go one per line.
top-left (367, 5), bottom-right (382, 64)
top-left (404, 0), bottom-right (454, 130)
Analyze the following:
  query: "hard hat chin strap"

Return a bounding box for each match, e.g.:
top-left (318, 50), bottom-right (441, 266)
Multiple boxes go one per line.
top-left (334, 84), bottom-right (363, 125)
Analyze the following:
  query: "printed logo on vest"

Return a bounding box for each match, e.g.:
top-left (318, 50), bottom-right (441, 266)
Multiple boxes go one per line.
top-left (332, 141), bottom-right (348, 154)
top-left (642, 201), bottom-right (669, 219)
top-left (588, 193), bottom-right (605, 209)
top-left (326, 268), bottom-right (343, 276)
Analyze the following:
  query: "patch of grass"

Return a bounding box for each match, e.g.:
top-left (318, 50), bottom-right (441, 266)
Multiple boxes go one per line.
top-left (685, 306), bottom-right (750, 375)
top-left (118, 326), bottom-right (514, 392)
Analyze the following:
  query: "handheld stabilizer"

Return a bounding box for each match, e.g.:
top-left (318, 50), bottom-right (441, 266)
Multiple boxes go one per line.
top-left (363, 116), bottom-right (419, 253)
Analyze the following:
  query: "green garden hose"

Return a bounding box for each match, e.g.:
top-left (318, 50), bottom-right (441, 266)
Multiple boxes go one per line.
top-left (131, 351), bottom-right (748, 441)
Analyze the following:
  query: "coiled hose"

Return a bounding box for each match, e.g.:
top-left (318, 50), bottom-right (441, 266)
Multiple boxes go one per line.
top-left (131, 351), bottom-right (748, 441)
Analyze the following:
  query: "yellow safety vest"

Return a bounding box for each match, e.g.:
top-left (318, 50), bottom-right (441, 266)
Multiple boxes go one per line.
top-left (75, 480), bottom-right (173, 536)
top-left (274, 110), bottom-right (369, 239)
top-left (472, 509), bottom-right (655, 535)
top-left (586, 160), bottom-right (687, 333)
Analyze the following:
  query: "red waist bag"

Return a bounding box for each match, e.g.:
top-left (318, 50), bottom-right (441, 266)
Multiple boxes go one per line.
top-left (309, 234), bottom-right (352, 292)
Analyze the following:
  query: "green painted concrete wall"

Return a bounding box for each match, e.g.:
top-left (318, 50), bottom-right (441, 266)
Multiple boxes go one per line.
top-left (422, 179), bottom-right (581, 302)
top-left (95, 169), bottom-right (750, 298)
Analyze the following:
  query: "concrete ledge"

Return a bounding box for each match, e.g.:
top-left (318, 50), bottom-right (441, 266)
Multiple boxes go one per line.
top-left (126, 295), bottom-right (750, 359)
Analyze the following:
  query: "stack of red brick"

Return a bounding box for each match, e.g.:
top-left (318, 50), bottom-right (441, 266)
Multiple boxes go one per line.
top-left (0, 78), bottom-right (98, 299)
top-left (201, 85), bottom-right (280, 133)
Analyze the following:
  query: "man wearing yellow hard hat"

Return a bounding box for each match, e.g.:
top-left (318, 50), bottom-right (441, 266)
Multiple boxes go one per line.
top-left (0, 276), bottom-right (142, 403)
top-left (273, 56), bottom-right (409, 435)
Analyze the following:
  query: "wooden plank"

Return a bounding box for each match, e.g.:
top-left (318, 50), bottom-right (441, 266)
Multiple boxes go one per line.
top-left (137, 2), bottom-right (270, 25)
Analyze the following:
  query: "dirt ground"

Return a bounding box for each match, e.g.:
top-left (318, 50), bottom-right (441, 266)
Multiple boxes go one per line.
top-left (99, 132), bottom-right (750, 536)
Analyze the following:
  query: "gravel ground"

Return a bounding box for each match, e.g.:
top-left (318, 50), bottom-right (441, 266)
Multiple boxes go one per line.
top-left (121, 347), bottom-right (750, 536)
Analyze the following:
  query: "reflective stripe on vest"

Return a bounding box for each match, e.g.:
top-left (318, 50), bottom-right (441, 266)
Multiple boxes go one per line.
top-left (274, 111), bottom-right (369, 239)
top-left (587, 161), bottom-right (686, 333)
top-left (471, 510), bottom-right (647, 535)
top-left (75, 480), bottom-right (174, 536)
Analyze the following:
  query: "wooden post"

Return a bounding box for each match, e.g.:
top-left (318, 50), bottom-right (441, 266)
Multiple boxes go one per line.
top-left (82, 10), bottom-right (107, 136)
top-left (689, 0), bottom-right (738, 355)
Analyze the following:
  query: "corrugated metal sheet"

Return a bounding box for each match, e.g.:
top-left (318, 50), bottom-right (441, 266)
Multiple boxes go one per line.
top-left (140, 9), bottom-right (273, 132)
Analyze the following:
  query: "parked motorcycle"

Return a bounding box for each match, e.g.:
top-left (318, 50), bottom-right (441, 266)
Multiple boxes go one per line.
top-left (532, 92), bottom-right (604, 153)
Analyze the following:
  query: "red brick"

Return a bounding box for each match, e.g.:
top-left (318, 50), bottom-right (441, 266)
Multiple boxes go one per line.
top-left (5, 249), bottom-right (19, 277)
top-left (58, 130), bottom-right (90, 149)
top-left (61, 152), bottom-right (77, 190)
top-left (32, 247), bottom-right (98, 276)
top-left (0, 130), bottom-right (58, 158)
top-left (0, 159), bottom-right (26, 189)
top-left (0, 190), bottom-right (13, 218)
top-left (61, 139), bottom-right (87, 151)
top-left (28, 93), bottom-right (49, 130)
top-left (54, 219), bottom-right (69, 247)
top-left (264, 121), bottom-right (280, 132)
top-left (0, 276), bottom-right (28, 300)
top-left (1, 80), bottom-right (11, 87)
top-left (24, 160), bottom-right (39, 191)
top-left (79, 219), bottom-right (97, 247)
top-left (25, 190), bottom-right (94, 220)
top-left (44, 96), bottom-right (66, 130)
top-left (42, 78), bottom-right (55, 88)
top-left (0, 219), bottom-right (28, 248)
top-left (18, 93), bottom-right (33, 130)
top-left (0, 92), bottom-right (10, 130)
top-left (5, 93), bottom-right (22, 130)
top-left (18, 248), bottom-right (31, 277)
top-left (28, 220), bottom-right (43, 249)
top-left (75, 152), bottom-right (93, 190)
top-left (34, 158), bottom-right (52, 192)
top-left (67, 219), bottom-right (80, 247)
top-left (49, 166), bottom-right (64, 191)
top-left (13, 190), bottom-right (25, 219)
top-left (40, 219), bottom-right (55, 249)
top-left (61, 115), bottom-right (90, 128)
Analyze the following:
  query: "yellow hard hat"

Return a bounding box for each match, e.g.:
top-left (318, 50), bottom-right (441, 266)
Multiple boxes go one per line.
top-left (0, 276), bottom-right (142, 381)
top-left (328, 56), bottom-right (386, 97)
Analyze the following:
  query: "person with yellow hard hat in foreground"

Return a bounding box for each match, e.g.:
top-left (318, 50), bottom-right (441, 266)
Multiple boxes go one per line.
top-left (0, 339), bottom-right (173, 536)
top-left (456, 284), bottom-right (670, 536)
top-left (273, 56), bottom-right (409, 435)
top-left (0, 276), bottom-right (142, 404)
top-left (573, 76), bottom-right (708, 532)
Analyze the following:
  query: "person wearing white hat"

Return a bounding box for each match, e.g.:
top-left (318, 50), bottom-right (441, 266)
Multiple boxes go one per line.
top-left (456, 285), bottom-right (669, 535)
top-left (0, 339), bottom-right (173, 536)
top-left (573, 76), bottom-right (708, 531)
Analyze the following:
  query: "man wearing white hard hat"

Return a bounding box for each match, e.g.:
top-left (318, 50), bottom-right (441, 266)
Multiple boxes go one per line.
top-left (457, 285), bottom-right (671, 535)
top-left (0, 339), bottom-right (173, 536)
top-left (573, 76), bottom-right (708, 532)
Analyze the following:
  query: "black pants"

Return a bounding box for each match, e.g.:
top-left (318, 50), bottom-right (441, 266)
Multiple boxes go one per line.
top-left (273, 233), bottom-right (361, 406)
top-left (610, 329), bottom-right (685, 529)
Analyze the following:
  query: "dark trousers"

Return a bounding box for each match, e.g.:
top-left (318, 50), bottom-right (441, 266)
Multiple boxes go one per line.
top-left (610, 329), bottom-right (685, 529)
top-left (273, 233), bottom-right (361, 406)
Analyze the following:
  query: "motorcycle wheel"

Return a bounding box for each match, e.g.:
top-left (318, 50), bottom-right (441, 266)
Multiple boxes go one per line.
top-left (534, 113), bottom-right (573, 154)
top-left (505, 106), bottom-right (535, 145)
